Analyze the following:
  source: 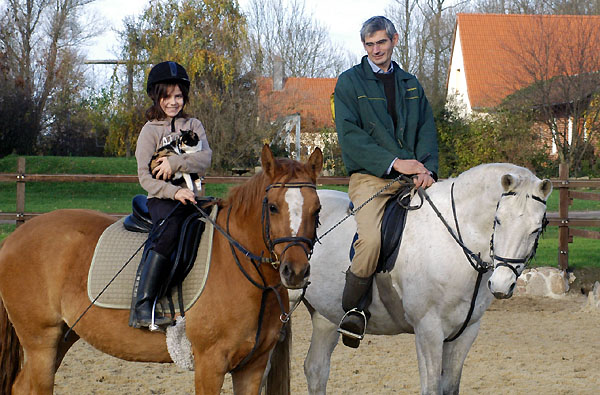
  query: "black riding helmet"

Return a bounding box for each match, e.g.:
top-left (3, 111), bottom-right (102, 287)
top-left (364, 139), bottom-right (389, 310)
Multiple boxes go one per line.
top-left (146, 61), bottom-right (190, 94)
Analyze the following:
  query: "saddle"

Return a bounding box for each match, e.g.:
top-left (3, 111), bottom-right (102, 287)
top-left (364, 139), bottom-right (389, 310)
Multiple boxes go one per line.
top-left (123, 195), bottom-right (215, 291)
top-left (88, 195), bottom-right (218, 316)
top-left (349, 187), bottom-right (414, 273)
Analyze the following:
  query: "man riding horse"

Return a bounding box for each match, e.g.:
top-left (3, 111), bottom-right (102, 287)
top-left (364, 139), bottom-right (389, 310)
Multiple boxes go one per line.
top-left (334, 16), bottom-right (439, 348)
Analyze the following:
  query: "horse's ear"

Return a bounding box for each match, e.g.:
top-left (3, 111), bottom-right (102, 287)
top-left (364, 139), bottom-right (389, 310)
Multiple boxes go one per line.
top-left (261, 144), bottom-right (278, 179)
top-left (501, 174), bottom-right (516, 191)
top-left (539, 179), bottom-right (553, 198)
top-left (306, 147), bottom-right (323, 179)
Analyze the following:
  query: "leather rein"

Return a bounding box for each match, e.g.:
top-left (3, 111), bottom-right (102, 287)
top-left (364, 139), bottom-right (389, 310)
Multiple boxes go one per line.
top-left (418, 181), bottom-right (547, 342)
top-left (193, 181), bottom-right (318, 371)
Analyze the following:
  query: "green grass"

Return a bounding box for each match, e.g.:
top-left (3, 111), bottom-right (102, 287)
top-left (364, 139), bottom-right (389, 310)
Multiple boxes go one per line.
top-left (0, 224), bottom-right (14, 243)
top-left (531, 226), bottom-right (600, 269)
top-left (0, 154), bottom-right (138, 174)
top-left (545, 188), bottom-right (600, 212)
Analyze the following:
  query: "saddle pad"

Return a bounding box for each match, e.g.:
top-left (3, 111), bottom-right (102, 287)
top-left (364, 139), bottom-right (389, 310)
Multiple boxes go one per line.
top-left (87, 206), bottom-right (217, 311)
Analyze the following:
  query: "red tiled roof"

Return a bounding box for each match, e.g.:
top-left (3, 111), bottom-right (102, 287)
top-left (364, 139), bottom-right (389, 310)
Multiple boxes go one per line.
top-left (456, 13), bottom-right (600, 109)
top-left (257, 77), bottom-right (337, 132)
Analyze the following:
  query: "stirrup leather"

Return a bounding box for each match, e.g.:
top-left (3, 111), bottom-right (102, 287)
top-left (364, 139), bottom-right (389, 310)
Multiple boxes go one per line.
top-left (337, 308), bottom-right (367, 340)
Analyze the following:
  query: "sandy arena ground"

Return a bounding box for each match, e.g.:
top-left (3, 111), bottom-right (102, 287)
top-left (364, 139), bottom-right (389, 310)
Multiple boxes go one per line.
top-left (53, 294), bottom-right (600, 394)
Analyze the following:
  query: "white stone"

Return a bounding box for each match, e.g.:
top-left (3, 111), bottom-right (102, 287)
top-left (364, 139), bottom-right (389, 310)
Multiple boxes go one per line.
top-left (515, 267), bottom-right (569, 298)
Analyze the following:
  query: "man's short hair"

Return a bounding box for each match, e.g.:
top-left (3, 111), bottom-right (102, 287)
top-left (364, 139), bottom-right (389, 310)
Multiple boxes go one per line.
top-left (360, 16), bottom-right (397, 42)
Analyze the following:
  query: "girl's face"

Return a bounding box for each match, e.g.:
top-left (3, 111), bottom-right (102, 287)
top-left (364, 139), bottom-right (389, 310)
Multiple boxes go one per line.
top-left (159, 85), bottom-right (184, 118)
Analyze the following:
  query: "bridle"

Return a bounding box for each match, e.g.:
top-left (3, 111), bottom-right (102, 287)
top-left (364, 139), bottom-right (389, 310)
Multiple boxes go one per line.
top-left (262, 182), bottom-right (319, 269)
top-left (194, 180), bottom-right (319, 371)
top-left (490, 191), bottom-right (548, 278)
top-left (420, 182), bottom-right (547, 342)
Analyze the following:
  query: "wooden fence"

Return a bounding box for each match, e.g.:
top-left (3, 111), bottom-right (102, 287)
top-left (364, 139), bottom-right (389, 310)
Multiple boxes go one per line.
top-left (548, 163), bottom-right (600, 270)
top-left (0, 157), bottom-right (348, 224)
top-left (2, 158), bottom-right (599, 270)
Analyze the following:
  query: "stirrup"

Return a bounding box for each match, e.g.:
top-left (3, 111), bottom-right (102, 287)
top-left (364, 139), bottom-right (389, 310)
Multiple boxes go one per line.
top-left (337, 308), bottom-right (367, 340)
top-left (149, 297), bottom-right (160, 332)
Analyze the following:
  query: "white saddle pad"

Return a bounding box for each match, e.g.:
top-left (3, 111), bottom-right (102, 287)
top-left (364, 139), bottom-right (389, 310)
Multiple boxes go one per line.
top-left (87, 206), bottom-right (217, 312)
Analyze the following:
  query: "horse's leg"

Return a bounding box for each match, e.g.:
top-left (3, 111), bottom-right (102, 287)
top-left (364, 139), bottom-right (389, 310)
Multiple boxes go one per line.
top-left (440, 322), bottom-right (481, 395)
top-left (55, 323), bottom-right (80, 370)
top-left (192, 347), bottom-right (228, 394)
top-left (231, 351), bottom-right (272, 395)
top-left (303, 309), bottom-right (340, 395)
top-left (414, 317), bottom-right (445, 395)
top-left (12, 324), bottom-right (64, 395)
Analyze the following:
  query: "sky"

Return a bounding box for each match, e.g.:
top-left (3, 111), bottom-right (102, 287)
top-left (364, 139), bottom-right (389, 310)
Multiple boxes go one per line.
top-left (85, 0), bottom-right (393, 61)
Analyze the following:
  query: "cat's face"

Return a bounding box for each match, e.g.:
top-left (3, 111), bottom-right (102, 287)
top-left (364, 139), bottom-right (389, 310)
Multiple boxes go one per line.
top-left (179, 129), bottom-right (199, 149)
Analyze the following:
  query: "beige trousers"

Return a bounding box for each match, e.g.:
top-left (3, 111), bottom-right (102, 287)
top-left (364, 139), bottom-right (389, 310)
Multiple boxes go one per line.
top-left (348, 173), bottom-right (405, 278)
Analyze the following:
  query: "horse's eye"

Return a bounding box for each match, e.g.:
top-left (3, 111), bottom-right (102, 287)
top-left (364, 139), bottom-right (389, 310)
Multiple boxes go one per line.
top-left (269, 203), bottom-right (279, 214)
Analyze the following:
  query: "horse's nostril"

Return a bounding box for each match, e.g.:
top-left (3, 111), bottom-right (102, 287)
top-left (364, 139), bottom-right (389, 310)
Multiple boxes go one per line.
top-left (303, 265), bottom-right (310, 279)
top-left (281, 263), bottom-right (291, 278)
top-left (488, 280), bottom-right (492, 289)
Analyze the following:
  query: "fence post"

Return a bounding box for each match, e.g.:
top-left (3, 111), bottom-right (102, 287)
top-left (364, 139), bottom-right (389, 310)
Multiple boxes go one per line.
top-left (16, 157), bottom-right (26, 227)
top-left (557, 163), bottom-right (570, 271)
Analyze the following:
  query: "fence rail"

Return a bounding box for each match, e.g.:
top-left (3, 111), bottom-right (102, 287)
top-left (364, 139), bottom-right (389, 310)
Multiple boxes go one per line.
top-left (2, 159), bottom-right (599, 270)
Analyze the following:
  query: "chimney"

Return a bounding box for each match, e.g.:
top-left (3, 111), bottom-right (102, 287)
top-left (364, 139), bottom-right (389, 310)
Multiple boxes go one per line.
top-left (273, 56), bottom-right (285, 91)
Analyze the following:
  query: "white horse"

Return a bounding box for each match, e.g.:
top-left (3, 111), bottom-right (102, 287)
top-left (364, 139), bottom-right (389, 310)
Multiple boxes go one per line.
top-left (293, 163), bottom-right (551, 394)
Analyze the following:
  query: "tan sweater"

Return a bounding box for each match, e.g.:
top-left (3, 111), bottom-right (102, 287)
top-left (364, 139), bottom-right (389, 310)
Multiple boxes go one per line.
top-left (135, 117), bottom-right (212, 199)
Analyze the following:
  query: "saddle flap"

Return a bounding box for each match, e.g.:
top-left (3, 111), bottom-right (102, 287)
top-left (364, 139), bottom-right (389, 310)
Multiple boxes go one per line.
top-left (377, 191), bottom-right (411, 273)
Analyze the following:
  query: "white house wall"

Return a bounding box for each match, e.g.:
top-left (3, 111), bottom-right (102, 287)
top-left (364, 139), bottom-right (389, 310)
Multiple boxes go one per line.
top-left (446, 24), bottom-right (472, 116)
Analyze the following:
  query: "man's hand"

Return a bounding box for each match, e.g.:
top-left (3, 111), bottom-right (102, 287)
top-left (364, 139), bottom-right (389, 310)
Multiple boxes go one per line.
top-left (174, 188), bottom-right (196, 204)
top-left (413, 172), bottom-right (435, 189)
top-left (152, 157), bottom-right (173, 180)
top-left (392, 159), bottom-right (429, 176)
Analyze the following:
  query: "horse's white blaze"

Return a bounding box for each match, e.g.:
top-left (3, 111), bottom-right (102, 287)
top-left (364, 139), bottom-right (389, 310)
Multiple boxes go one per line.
top-left (285, 188), bottom-right (303, 236)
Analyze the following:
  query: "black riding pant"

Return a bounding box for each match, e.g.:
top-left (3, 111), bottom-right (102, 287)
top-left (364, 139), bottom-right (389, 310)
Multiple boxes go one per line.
top-left (147, 198), bottom-right (196, 258)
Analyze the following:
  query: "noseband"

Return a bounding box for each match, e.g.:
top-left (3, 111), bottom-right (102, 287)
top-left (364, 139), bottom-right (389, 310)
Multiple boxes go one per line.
top-left (490, 191), bottom-right (548, 278)
top-left (262, 182), bottom-right (319, 269)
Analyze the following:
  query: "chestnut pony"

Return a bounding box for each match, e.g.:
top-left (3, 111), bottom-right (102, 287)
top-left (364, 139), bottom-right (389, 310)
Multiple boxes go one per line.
top-left (0, 145), bottom-right (322, 394)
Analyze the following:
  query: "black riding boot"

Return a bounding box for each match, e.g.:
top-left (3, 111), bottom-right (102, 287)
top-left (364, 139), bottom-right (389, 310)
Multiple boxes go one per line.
top-left (338, 268), bottom-right (373, 348)
top-left (132, 250), bottom-right (172, 329)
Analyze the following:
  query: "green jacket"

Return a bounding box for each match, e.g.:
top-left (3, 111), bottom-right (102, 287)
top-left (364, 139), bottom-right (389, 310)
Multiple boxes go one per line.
top-left (334, 56), bottom-right (438, 178)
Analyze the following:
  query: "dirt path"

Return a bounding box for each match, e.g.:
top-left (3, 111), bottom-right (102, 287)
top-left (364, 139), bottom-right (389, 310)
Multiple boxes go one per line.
top-left (54, 294), bottom-right (599, 394)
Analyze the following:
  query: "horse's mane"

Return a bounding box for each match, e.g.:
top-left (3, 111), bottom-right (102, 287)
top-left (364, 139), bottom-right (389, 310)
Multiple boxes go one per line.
top-left (222, 157), bottom-right (312, 217)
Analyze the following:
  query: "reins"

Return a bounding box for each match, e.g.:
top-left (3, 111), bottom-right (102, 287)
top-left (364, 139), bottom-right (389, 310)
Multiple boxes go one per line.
top-left (418, 182), bottom-right (547, 342)
top-left (193, 181), bottom-right (317, 371)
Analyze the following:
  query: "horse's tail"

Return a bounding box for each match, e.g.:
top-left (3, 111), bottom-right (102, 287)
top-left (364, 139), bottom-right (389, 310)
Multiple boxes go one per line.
top-left (264, 321), bottom-right (292, 395)
top-left (0, 296), bottom-right (22, 395)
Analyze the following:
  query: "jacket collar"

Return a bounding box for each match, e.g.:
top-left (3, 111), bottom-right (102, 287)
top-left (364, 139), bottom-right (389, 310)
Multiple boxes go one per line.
top-left (358, 55), bottom-right (413, 81)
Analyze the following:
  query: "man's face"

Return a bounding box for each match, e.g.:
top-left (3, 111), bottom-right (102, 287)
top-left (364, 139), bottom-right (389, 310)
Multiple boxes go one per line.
top-left (363, 30), bottom-right (398, 72)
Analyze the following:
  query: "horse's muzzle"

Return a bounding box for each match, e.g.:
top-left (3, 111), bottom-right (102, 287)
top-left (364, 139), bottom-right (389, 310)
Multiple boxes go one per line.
top-left (280, 261), bottom-right (310, 289)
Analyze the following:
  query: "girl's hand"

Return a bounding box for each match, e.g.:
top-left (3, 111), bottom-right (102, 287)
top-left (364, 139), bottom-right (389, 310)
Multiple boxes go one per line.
top-left (152, 157), bottom-right (173, 180)
top-left (175, 188), bottom-right (196, 204)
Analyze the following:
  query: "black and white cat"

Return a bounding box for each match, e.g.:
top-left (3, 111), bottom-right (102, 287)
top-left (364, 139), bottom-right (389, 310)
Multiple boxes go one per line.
top-left (149, 129), bottom-right (203, 194)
